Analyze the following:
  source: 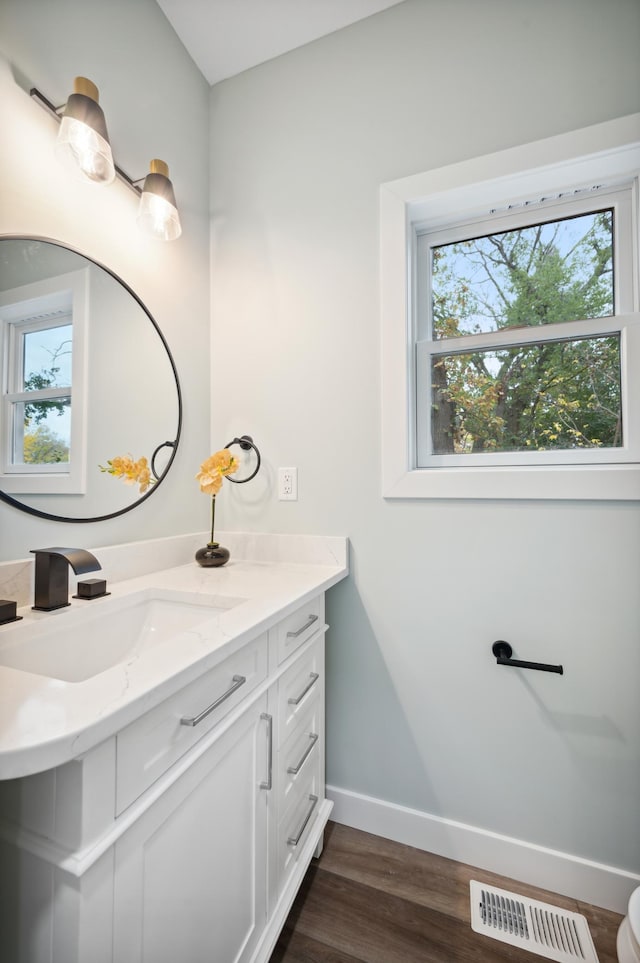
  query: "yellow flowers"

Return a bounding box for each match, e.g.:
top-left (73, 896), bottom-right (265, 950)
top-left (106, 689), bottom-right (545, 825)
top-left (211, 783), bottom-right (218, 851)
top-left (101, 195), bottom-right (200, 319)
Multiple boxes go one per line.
top-left (196, 448), bottom-right (239, 496)
top-left (99, 454), bottom-right (154, 493)
top-left (196, 449), bottom-right (239, 548)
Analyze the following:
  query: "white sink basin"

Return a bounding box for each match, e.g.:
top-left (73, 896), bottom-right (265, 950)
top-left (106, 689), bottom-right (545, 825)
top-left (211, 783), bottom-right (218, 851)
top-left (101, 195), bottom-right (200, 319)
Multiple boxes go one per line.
top-left (0, 590), bottom-right (244, 683)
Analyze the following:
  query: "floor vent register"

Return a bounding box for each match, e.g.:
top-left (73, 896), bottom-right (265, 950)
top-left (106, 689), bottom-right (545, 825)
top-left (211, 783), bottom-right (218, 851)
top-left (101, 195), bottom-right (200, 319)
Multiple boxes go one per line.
top-left (469, 880), bottom-right (600, 963)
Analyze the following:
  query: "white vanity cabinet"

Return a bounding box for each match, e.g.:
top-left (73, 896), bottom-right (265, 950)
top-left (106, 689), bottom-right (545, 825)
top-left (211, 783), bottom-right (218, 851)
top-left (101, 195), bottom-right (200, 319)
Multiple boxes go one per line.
top-left (0, 593), bottom-right (332, 963)
top-left (113, 694), bottom-right (270, 963)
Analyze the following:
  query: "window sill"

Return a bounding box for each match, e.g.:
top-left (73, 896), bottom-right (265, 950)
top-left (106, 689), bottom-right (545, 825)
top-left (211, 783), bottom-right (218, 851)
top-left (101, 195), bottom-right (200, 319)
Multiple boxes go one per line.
top-left (0, 472), bottom-right (86, 495)
top-left (383, 463), bottom-right (640, 501)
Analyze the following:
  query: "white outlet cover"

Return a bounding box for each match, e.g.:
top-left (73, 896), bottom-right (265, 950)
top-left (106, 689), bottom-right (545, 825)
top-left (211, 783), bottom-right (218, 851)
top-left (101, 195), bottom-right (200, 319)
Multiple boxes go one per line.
top-left (278, 467), bottom-right (298, 500)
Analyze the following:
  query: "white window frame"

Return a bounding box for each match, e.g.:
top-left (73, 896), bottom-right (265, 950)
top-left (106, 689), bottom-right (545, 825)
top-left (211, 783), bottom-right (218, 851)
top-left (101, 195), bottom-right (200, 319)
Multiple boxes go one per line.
top-left (5, 310), bottom-right (73, 475)
top-left (416, 184), bottom-right (636, 468)
top-left (380, 112), bottom-right (640, 500)
top-left (0, 269), bottom-right (89, 494)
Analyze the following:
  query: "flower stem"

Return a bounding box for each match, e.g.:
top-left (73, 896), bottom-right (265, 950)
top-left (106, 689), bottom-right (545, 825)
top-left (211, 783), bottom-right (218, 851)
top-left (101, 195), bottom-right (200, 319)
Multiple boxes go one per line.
top-left (209, 495), bottom-right (217, 547)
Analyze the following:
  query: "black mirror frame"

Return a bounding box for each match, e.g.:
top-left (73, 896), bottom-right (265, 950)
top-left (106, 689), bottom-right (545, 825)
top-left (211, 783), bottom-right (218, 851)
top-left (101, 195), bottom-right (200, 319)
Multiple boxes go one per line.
top-left (0, 235), bottom-right (182, 524)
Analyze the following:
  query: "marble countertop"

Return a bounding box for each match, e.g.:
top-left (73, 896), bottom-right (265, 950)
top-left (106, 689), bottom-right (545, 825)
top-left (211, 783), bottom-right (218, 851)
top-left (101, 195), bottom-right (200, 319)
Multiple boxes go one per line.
top-left (0, 534), bottom-right (348, 780)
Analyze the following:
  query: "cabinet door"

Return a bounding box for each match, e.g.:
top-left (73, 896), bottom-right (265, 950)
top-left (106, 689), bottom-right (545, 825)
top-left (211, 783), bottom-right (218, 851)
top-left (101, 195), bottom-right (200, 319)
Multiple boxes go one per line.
top-left (113, 695), bottom-right (270, 963)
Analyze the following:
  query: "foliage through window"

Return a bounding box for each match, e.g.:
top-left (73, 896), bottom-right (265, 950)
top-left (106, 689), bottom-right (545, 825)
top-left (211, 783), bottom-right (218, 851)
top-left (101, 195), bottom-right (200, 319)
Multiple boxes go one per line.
top-left (415, 185), bottom-right (636, 468)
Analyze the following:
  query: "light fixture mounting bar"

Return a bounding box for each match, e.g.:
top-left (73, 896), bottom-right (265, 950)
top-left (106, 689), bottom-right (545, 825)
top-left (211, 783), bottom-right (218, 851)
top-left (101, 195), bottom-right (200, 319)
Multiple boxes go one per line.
top-left (29, 86), bottom-right (63, 119)
top-left (30, 87), bottom-right (142, 197)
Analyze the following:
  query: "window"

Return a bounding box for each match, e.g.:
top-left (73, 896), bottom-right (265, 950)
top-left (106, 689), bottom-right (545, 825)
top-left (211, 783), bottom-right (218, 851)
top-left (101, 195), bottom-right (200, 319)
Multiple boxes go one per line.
top-left (0, 270), bottom-right (88, 494)
top-left (5, 310), bottom-right (73, 473)
top-left (416, 185), bottom-right (635, 468)
top-left (380, 113), bottom-right (640, 499)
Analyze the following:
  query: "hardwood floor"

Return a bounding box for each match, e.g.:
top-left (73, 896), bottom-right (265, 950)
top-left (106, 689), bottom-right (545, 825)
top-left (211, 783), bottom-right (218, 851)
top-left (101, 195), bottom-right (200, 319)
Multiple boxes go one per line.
top-left (270, 822), bottom-right (623, 963)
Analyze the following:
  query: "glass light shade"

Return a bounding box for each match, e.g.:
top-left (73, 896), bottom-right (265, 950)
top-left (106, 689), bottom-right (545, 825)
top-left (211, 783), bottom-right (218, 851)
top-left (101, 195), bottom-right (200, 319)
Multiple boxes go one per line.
top-left (136, 160), bottom-right (182, 241)
top-left (54, 78), bottom-right (115, 185)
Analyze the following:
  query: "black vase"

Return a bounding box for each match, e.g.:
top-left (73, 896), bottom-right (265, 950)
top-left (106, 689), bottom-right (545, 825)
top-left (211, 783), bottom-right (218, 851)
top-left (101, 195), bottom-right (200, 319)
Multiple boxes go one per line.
top-left (195, 542), bottom-right (230, 567)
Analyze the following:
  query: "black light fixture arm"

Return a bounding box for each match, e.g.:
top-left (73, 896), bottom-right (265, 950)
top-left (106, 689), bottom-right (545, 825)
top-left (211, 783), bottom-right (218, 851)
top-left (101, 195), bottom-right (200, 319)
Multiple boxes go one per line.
top-left (492, 640), bottom-right (564, 675)
top-left (224, 435), bottom-right (261, 484)
top-left (29, 87), bottom-right (66, 118)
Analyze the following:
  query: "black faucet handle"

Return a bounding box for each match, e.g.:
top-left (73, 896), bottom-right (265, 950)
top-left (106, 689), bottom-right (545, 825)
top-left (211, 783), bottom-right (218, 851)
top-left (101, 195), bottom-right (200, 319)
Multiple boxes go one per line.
top-left (73, 579), bottom-right (110, 600)
top-left (0, 600), bottom-right (22, 625)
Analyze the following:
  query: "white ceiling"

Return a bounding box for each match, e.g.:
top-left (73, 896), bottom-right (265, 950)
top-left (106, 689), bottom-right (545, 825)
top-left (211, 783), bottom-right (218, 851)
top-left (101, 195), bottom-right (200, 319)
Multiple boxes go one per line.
top-left (156, 0), bottom-right (406, 86)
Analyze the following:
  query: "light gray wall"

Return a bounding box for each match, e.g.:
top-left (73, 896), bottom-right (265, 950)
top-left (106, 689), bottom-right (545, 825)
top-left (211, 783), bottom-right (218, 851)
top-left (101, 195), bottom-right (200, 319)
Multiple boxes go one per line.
top-left (0, 0), bottom-right (210, 560)
top-left (210, 0), bottom-right (640, 872)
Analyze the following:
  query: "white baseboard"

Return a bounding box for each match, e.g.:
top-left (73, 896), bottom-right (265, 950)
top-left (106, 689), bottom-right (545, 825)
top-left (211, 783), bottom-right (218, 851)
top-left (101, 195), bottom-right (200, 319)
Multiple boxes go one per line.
top-left (326, 785), bottom-right (639, 915)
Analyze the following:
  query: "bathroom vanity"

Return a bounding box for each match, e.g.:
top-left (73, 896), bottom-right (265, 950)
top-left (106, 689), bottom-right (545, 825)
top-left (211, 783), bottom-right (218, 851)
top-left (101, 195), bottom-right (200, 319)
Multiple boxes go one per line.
top-left (0, 534), bottom-right (348, 963)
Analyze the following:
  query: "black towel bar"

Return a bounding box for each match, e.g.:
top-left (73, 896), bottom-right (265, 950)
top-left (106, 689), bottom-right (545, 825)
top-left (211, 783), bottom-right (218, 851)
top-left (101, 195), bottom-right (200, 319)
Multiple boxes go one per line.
top-left (492, 640), bottom-right (563, 675)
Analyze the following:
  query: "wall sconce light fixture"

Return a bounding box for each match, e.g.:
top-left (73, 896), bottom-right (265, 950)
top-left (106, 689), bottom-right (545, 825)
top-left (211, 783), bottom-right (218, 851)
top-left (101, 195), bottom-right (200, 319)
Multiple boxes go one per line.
top-left (54, 77), bottom-right (115, 185)
top-left (137, 160), bottom-right (182, 241)
top-left (30, 79), bottom-right (182, 241)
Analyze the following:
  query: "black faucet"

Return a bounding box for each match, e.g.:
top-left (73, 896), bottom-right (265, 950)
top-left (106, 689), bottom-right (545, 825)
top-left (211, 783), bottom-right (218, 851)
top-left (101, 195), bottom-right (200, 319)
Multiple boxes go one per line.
top-left (30, 547), bottom-right (102, 612)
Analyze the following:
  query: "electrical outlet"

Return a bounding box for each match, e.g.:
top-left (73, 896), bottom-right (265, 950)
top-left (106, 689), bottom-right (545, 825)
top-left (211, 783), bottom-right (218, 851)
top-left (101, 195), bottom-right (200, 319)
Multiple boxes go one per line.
top-left (278, 467), bottom-right (298, 500)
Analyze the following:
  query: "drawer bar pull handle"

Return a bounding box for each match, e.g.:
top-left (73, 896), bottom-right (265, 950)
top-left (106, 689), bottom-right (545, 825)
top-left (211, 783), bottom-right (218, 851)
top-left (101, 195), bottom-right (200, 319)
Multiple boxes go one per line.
top-left (287, 733), bottom-right (319, 775)
top-left (286, 614), bottom-right (319, 638)
top-left (287, 794), bottom-right (318, 847)
top-left (288, 672), bottom-right (320, 706)
top-left (180, 674), bottom-right (246, 727)
top-left (260, 713), bottom-right (273, 790)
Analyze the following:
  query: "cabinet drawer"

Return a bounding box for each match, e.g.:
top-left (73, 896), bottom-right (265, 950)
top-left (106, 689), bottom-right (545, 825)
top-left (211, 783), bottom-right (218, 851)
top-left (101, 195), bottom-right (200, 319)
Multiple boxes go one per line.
top-left (276, 765), bottom-right (321, 893)
top-left (276, 595), bottom-right (324, 663)
top-left (278, 696), bottom-right (322, 813)
top-left (116, 634), bottom-right (267, 814)
top-left (277, 640), bottom-right (324, 746)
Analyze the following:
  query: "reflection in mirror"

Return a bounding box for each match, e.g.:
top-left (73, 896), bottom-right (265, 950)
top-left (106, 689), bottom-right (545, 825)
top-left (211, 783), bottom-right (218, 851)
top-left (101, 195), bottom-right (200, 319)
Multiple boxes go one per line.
top-left (0, 237), bottom-right (181, 522)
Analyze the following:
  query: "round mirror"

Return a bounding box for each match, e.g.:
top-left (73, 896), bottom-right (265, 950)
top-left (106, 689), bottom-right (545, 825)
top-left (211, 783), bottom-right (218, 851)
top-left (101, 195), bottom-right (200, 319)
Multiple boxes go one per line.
top-left (0, 236), bottom-right (181, 522)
